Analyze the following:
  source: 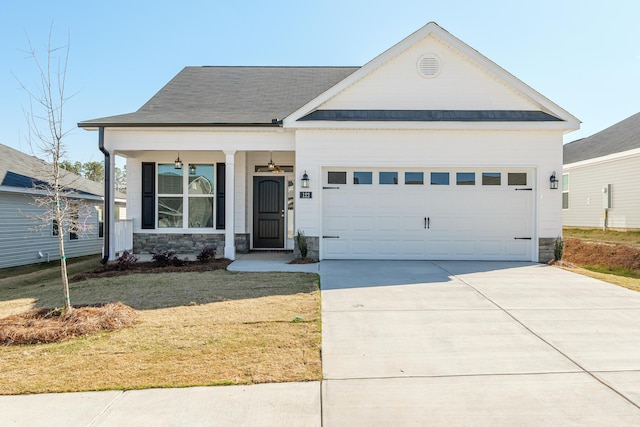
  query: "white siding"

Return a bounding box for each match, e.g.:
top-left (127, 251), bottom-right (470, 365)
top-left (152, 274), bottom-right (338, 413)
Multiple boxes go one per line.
top-left (0, 192), bottom-right (102, 269)
top-left (563, 154), bottom-right (640, 229)
top-left (322, 34), bottom-right (538, 112)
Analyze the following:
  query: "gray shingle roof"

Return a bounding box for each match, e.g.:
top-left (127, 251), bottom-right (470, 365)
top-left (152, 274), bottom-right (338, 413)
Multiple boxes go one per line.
top-left (300, 110), bottom-right (562, 122)
top-left (564, 112), bottom-right (640, 164)
top-left (0, 143), bottom-right (123, 199)
top-left (79, 66), bottom-right (360, 127)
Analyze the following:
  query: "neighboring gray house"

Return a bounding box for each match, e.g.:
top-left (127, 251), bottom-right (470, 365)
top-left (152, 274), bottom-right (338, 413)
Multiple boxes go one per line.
top-left (563, 112), bottom-right (640, 229)
top-left (0, 144), bottom-right (125, 269)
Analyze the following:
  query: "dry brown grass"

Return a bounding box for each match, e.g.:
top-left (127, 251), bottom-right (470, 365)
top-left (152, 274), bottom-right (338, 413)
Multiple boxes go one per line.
top-left (563, 238), bottom-right (640, 271)
top-left (0, 303), bottom-right (137, 345)
top-left (0, 267), bottom-right (321, 395)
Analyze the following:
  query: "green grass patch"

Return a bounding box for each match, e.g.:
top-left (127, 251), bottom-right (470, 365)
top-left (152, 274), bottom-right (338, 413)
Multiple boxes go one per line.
top-left (583, 265), bottom-right (640, 280)
top-left (563, 227), bottom-right (640, 246)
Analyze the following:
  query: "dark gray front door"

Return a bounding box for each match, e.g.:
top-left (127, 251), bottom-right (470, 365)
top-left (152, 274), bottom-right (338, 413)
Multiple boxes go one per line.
top-left (253, 176), bottom-right (285, 248)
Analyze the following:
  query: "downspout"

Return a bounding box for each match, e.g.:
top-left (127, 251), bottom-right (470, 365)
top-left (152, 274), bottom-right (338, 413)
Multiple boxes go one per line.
top-left (99, 127), bottom-right (111, 265)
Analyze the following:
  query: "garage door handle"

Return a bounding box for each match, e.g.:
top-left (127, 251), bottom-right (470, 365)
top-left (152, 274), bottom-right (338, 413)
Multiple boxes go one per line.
top-left (323, 236), bottom-right (340, 239)
top-left (424, 217), bottom-right (430, 229)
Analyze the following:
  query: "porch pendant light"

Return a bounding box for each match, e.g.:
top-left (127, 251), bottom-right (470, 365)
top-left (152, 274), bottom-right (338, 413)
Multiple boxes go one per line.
top-left (189, 164), bottom-right (196, 175)
top-left (267, 152), bottom-right (276, 170)
top-left (174, 153), bottom-right (183, 169)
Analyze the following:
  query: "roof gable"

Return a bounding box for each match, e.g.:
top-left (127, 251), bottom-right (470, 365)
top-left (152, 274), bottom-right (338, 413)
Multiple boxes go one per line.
top-left (284, 22), bottom-right (579, 129)
top-left (564, 112), bottom-right (640, 165)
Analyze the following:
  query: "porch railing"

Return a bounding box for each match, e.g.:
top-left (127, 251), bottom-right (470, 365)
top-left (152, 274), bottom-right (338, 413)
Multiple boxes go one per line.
top-left (114, 219), bottom-right (134, 254)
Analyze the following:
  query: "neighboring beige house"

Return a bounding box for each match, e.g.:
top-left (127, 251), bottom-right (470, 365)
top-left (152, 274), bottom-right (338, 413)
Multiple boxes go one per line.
top-left (80, 22), bottom-right (579, 262)
top-left (563, 112), bottom-right (640, 230)
top-left (0, 144), bottom-right (126, 269)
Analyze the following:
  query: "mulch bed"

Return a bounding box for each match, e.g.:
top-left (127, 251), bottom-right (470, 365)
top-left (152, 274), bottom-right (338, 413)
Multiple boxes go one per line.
top-left (71, 258), bottom-right (233, 282)
top-left (0, 302), bottom-right (137, 345)
top-left (288, 258), bottom-right (318, 264)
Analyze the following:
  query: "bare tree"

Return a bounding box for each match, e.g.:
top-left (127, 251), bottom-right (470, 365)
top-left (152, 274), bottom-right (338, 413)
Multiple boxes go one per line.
top-left (14, 27), bottom-right (83, 313)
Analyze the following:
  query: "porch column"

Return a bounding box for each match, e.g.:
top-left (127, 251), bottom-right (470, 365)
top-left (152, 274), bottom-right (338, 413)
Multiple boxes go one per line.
top-left (224, 150), bottom-right (236, 260)
top-left (107, 152), bottom-right (116, 260)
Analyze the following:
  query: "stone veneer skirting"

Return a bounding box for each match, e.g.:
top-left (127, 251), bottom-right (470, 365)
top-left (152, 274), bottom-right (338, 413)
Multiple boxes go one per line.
top-left (293, 235), bottom-right (319, 261)
top-left (538, 237), bottom-right (557, 263)
top-left (133, 233), bottom-right (249, 258)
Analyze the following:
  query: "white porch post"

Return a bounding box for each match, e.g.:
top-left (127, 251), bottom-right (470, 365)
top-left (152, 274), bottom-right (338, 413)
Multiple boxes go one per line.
top-left (224, 150), bottom-right (236, 260)
top-left (107, 153), bottom-right (116, 260)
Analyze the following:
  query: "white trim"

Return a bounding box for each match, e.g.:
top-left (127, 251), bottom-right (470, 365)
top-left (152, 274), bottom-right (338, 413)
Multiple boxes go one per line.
top-left (563, 147), bottom-right (640, 170)
top-left (224, 150), bottom-right (236, 260)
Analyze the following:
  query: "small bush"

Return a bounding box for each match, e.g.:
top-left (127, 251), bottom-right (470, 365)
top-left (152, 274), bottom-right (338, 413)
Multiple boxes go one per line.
top-left (554, 236), bottom-right (564, 261)
top-left (196, 247), bottom-right (216, 263)
top-left (151, 250), bottom-right (186, 267)
top-left (295, 230), bottom-right (308, 259)
top-left (115, 250), bottom-right (139, 270)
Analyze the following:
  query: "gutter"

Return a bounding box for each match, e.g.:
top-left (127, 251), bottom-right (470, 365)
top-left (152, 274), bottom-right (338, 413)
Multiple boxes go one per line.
top-left (98, 127), bottom-right (110, 265)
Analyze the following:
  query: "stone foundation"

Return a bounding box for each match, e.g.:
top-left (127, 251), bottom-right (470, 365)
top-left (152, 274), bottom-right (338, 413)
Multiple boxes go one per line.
top-left (293, 235), bottom-right (319, 261)
top-left (133, 233), bottom-right (249, 258)
top-left (538, 237), bottom-right (557, 263)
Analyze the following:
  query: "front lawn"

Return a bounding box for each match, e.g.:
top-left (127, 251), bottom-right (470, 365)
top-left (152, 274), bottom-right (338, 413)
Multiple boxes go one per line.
top-left (0, 260), bottom-right (321, 395)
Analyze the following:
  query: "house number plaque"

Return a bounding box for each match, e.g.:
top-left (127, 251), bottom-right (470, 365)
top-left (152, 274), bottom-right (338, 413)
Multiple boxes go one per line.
top-left (299, 191), bottom-right (312, 199)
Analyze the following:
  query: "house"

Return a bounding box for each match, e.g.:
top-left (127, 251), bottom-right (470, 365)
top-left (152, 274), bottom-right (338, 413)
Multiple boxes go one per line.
top-left (79, 22), bottom-right (579, 263)
top-left (563, 112), bottom-right (640, 229)
top-left (0, 144), bottom-right (126, 269)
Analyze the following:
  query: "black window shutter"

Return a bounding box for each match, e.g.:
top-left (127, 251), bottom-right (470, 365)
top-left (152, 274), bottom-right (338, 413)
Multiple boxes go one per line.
top-left (141, 162), bottom-right (156, 229)
top-left (216, 163), bottom-right (225, 229)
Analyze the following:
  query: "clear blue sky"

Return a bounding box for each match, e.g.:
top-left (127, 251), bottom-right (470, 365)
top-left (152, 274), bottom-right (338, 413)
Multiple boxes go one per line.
top-left (1, 0), bottom-right (639, 164)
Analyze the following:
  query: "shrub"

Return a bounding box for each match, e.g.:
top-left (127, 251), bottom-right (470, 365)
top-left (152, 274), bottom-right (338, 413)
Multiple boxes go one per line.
top-left (554, 236), bottom-right (564, 261)
top-left (115, 250), bottom-right (139, 270)
top-left (295, 230), bottom-right (308, 259)
top-left (196, 246), bottom-right (216, 263)
top-left (151, 250), bottom-right (186, 267)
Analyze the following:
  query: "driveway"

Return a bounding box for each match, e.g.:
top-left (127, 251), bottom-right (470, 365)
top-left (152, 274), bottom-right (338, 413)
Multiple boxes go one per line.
top-left (320, 260), bottom-right (640, 426)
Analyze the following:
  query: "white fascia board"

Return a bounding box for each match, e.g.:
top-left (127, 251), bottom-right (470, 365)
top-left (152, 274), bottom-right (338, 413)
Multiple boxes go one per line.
top-left (563, 148), bottom-right (640, 170)
top-left (283, 22), bottom-right (580, 129)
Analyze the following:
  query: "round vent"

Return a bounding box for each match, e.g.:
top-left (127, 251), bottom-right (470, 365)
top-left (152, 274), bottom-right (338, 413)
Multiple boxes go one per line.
top-left (417, 54), bottom-right (441, 78)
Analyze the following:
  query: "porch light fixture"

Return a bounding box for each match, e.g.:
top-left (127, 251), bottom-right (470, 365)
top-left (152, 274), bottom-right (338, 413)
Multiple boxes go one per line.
top-left (174, 153), bottom-right (183, 169)
top-left (267, 152), bottom-right (276, 170)
top-left (189, 164), bottom-right (197, 175)
top-left (549, 172), bottom-right (558, 190)
top-left (301, 171), bottom-right (310, 189)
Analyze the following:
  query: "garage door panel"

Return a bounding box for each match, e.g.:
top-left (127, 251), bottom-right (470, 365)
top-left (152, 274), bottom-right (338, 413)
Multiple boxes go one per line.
top-left (322, 168), bottom-right (534, 261)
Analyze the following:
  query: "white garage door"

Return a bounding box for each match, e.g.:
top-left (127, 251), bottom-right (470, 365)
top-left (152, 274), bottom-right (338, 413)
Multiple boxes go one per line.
top-left (322, 168), bottom-right (534, 261)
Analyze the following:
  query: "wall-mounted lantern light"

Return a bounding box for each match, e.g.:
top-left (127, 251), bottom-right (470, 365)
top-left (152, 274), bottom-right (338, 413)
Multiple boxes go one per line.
top-left (174, 153), bottom-right (183, 169)
top-left (549, 172), bottom-right (558, 190)
top-left (301, 171), bottom-right (310, 189)
top-left (189, 164), bottom-right (197, 175)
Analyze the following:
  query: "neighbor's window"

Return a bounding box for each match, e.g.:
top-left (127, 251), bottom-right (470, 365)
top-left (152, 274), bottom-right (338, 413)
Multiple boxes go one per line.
top-left (379, 172), bottom-right (398, 184)
top-left (158, 164), bottom-right (184, 228)
top-left (97, 206), bottom-right (104, 238)
top-left (353, 171), bottom-right (372, 185)
top-left (405, 172), bottom-right (424, 185)
top-left (52, 219), bottom-right (59, 236)
top-left (508, 172), bottom-right (527, 186)
top-left (188, 164), bottom-right (214, 228)
top-left (430, 172), bottom-right (449, 185)
top-left (482, 172), bottom-right (501, 186)
top-left (70, 203), bottom-right (79, 240)
top-left (562, 173), bottom-right (569, 209)
top-left (456, 172), bottom-right (475, 185)
top-left (328, 171), bottom-right (347, 185)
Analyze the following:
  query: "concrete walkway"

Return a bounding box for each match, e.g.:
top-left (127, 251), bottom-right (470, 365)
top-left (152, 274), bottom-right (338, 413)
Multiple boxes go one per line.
top-left (3, 260), bottom-right (640, 425)
top-left (320, 260), bottom-right (640, 426)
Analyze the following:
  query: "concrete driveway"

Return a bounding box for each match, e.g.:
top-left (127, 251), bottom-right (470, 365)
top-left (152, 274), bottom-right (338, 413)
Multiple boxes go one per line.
top-left (320, 260), bottom-right (640, 426)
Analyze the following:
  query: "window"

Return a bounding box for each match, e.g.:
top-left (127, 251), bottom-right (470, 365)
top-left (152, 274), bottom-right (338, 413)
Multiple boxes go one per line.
top-left (508, 172), bottom-right (527, 186)
top-left (482, 172), bottom-right (501, 186)
top-left (405, 172), bottom-right (424, 185)
top-left (379, 172), bottom-right (398, 184)
top-left (562, 173), bottom-right (569, 209)
top-left (456, 172), bottom-right (475, 185)
top-left (430, 172), bottom-right (449, 185)
top-left (70, 203), bottom-right (79, 240)
top-left (97, 206), bottom-right (104, 238)
top-left (353, 171), bottom-right (372, 185)
top-left (158, 164), bottom-right (214, 228)
top-left (52, 219), bottom-right (59, 236)
top-left (328, 171), bottom-right (347, 185)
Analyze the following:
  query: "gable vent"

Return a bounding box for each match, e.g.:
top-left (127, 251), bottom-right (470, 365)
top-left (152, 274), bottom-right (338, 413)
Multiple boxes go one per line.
top-left (417, 54), bottom-right (441, 78)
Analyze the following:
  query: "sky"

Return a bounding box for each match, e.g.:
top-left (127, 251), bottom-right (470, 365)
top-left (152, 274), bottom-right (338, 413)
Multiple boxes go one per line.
top-left (1, 0), bottom-right (639, 165)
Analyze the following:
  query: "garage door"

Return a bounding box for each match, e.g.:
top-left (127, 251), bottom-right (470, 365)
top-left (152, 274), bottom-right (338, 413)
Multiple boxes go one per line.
top-left (322, 168), bottom-right (534, 261)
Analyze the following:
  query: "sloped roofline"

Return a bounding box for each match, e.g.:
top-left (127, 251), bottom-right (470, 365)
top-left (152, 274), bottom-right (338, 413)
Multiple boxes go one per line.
top-left (283, 22), bottom-right (580, 130)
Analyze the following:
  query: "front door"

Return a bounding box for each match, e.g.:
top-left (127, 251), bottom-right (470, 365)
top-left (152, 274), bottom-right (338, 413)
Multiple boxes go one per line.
top-left (253, 176), bottom-right (285, 248)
